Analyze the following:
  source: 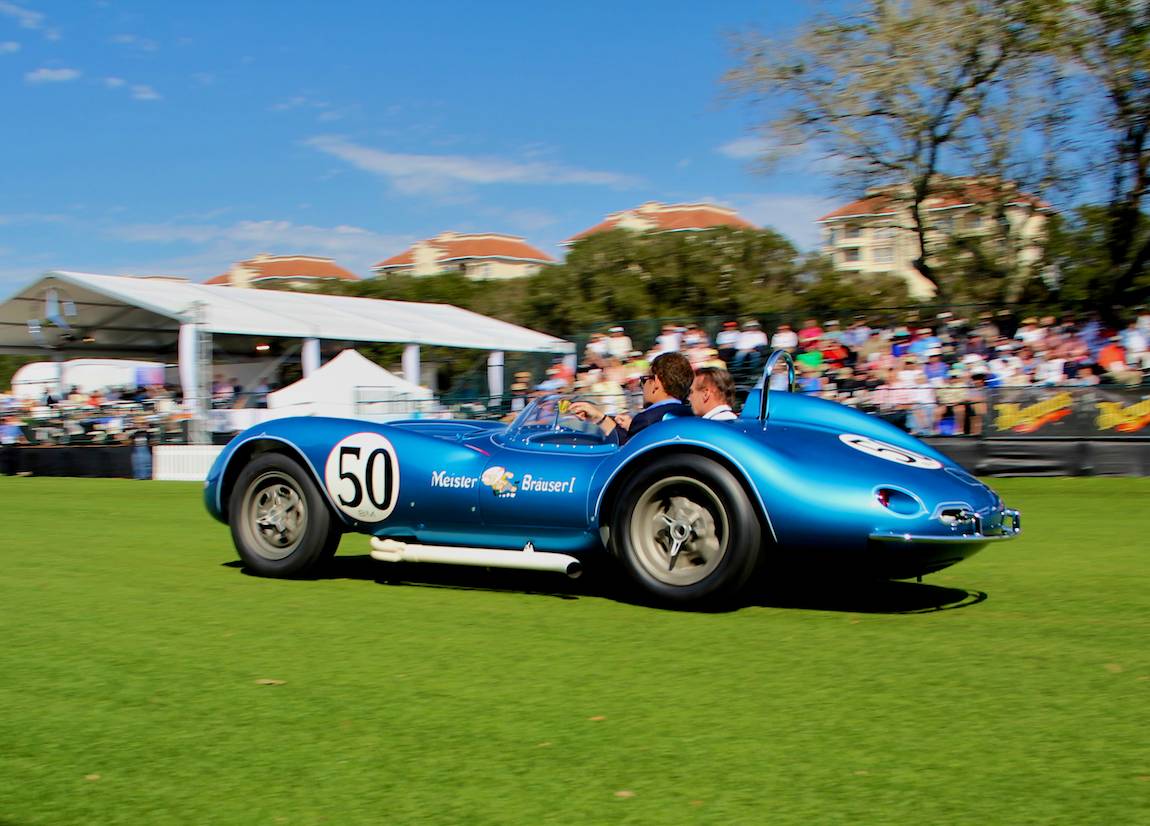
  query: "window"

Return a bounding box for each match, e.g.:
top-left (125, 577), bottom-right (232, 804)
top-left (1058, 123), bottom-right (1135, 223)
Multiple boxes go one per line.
top-left (842, 248), bottom-right (861, 263)
top-left (873, 227), bottom-right (896, 239)
top-left (965, 213), bottom-right (983, 230)
top-left (935, 216), bottom-right (954, 233)
top-left (827, 228), bottom-right (839, 244)
top-left (872, 245), bottom-right (894, 264)
top-left (844, 225), bottom-right (862, 239)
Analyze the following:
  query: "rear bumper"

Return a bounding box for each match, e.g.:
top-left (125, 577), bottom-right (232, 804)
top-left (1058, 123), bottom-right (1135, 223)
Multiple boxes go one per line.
top-left (863, 508), bottom-right (1021, 578)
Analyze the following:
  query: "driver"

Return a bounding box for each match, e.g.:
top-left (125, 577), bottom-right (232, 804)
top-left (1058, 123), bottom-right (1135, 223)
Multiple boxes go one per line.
top-left (570, 352), bottom-right (694, 445)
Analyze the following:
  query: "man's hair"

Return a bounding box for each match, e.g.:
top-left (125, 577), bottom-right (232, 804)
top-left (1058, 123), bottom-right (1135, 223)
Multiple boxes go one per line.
top-left (694, 366), bottom-right (735, 406)
top-left (651, 352), bottom-right (694, 401)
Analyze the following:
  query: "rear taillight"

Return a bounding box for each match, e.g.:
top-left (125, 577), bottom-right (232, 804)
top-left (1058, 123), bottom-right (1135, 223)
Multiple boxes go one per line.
top-left (875, 487), bottom-right (923, 516)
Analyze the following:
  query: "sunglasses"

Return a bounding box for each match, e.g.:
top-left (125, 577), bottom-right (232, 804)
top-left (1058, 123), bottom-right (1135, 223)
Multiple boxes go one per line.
top-left (639, 374), bottom-right (655, 386)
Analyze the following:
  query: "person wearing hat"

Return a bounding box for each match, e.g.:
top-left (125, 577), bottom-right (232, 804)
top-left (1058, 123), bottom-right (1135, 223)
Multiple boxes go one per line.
top-left (798, 318), bottom-right (823, 350)
top-left (732, 320), bottom-right (769, 373)
top-left (1015, 317), bottom-right (1044, 347)
top-left (655, 324), bottom-right (681, 354)
top-left (716, 321), bottom-right (740, 363)
top-left (606, 326), bottom-right (632, 359)
top-left (770, 322), bottom-right (798, 351)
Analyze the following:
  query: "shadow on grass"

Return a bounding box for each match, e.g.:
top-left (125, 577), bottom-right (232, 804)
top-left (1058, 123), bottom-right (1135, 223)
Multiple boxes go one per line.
top-left (223, 554), bottom-right (987, 614)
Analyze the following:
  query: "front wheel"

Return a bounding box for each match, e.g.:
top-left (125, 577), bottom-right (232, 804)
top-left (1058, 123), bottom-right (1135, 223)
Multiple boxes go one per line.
top-left (229, 453), bottom-right (340, 577)
top-left (611, 454), bottom-right (762, 605)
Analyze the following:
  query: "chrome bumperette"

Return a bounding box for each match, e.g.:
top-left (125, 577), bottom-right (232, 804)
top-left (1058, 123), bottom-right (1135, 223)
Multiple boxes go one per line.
top-left (869, 507), bottom-right (1021, 545)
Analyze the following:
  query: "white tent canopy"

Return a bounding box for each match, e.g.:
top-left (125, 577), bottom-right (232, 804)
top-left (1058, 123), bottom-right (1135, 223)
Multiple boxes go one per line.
top-left (0, 271), bottom-right (573, 439)
top-left (0, 271), bottom-right (573, 355)
top-left (267, 349), bottom-right (433, 418)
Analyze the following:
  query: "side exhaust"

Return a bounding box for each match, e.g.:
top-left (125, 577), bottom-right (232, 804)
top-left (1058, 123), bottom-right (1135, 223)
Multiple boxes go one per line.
top-left (369, 538), bottom-right (583, 579)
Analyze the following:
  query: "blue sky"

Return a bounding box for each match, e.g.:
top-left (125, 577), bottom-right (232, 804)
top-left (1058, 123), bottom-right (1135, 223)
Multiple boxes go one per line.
top-left (0, 0), bottom-right (840, 295)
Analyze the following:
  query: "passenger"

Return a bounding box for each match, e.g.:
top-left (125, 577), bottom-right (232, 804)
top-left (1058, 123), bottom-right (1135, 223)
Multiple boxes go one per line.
top-left (689, 366), bottom-right (738, 421)
top-left (570, 352), bottom-right (694, 444)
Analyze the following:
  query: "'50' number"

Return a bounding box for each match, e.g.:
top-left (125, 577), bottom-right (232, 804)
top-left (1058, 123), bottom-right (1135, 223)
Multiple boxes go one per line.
top-left (324, 433), bottom-right (400, 522)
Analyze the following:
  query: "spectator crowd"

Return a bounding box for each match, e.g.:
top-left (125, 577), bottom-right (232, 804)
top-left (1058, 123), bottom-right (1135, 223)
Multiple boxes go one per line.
top-left (4, 308), bottom-right (1149, 464)
top-left (556, 308), bottom-right (1150, 436)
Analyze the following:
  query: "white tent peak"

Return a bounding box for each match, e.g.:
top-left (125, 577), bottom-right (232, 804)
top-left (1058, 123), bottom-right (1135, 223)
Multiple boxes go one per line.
top-left (268, 349), bottom-right (434, 419)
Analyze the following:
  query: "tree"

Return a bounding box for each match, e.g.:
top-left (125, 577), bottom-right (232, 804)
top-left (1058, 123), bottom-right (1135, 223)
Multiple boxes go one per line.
top-left (520, 227), bottom-right (809, 334)
top-left (1043, 205), bottom-right (1150, 311)
top-left (1067, 1), bottom-right (1150, 313)
top-left (727, 0), bottom-right (1062, 300)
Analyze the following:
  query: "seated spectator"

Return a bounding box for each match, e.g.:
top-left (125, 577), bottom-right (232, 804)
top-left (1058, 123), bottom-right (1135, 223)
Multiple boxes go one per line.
top-left (655, 324), bottom-right (682, 354)
top-left (584, 332), bottom-right (609, 365)
top-left (819, 337), bottom-right (849, 371)
top-left (1098, 336), bottom-right (1141, 385)
top-left (689, 366), bottom-right (738, 420)
top-left (715, 321), bottom-right (740, 363)
top-left (605, 326), bottom-right (632, 360)
top-left (934, 369), bottom-right (969, 435)
top-left (733, 320), bottom-right (769, 373)
top-left (798, 318), bottom-right (823, 350)
top-left (923, 351), bottom-right (948, 382)
top-left (842, 317), bottom-right (872, 349)
top-left (1119, 320), bottom-right (1149, 371)
top-left (770, 322), bottom-right (798, 351)
top-left (795, 345), bottom-right (824, 372)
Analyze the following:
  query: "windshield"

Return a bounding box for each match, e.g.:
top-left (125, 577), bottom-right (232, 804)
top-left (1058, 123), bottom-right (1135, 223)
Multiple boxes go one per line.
top-left (505, 395), bottom-right (606, 444)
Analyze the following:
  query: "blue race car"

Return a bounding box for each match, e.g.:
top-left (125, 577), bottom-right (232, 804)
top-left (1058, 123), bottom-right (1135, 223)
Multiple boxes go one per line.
top-left (204, 353), bottom-right (1020, 606)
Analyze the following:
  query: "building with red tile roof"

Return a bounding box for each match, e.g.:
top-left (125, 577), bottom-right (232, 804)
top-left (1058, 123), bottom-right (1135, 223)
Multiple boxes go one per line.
top-left (564, 201), bottom-right (756, 244)
top-left (373, 232), bottom-right (556, 280)
top-left (817, 178), bottom-right (1051, 298)
top-left (206, 254), bottom-right (360, 290)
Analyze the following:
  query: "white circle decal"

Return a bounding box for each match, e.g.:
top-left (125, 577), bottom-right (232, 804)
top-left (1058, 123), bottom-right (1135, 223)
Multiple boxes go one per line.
top-left (324, 433), bottom-right (401, 522)
top-left (838, 433), bottom-right (943, 470)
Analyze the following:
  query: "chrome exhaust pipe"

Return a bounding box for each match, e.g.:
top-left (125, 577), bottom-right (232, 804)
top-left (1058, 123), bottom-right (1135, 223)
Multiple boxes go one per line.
top-left (369, 538), bottom-right (583, 579)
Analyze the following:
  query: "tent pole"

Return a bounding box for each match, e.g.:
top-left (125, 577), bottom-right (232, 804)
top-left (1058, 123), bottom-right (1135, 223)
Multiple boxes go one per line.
top-left (403, 344), bottom-right (421, 387)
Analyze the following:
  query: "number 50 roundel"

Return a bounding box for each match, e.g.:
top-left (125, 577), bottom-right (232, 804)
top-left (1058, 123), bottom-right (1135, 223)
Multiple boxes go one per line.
top-left (323, 433), bottom-right (400, 522)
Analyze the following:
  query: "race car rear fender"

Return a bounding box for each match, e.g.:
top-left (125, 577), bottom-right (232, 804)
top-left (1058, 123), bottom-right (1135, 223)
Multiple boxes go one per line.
top-left (595, 442), bottom-right (779, 547)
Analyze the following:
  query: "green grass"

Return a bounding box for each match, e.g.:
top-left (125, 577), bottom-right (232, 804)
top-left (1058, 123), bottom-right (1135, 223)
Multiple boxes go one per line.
top-left (1, 477), bottom-right (1148, 825)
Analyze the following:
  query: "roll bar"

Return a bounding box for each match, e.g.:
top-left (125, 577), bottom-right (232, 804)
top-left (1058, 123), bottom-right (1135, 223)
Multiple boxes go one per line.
top-left (758, 349), bottom-right (795, 421)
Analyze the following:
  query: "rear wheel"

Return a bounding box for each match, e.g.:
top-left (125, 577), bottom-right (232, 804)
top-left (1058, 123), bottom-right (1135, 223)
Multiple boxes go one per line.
top-left (611, 454), bottom-right (761, 605)
top-left (229, 453), bottom-right (340, 577)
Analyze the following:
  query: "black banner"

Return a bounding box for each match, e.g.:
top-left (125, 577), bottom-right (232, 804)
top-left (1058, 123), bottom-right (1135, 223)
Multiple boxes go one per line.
top-left (10, 446), bottom-right (134, 478)
top-left (988, 386), bottom-right (1150, 440)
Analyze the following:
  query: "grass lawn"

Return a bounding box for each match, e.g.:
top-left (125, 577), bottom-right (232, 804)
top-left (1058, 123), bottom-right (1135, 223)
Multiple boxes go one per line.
top-left (1, 477), bottom-right (1147, 825)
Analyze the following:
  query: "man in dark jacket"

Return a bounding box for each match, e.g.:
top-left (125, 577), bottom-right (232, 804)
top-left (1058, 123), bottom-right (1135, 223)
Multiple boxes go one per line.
top-left (571, 352), bottom-right (694, 444)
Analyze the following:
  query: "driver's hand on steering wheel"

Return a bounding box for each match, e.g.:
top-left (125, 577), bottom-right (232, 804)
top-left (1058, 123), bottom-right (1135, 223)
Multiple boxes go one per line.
top-left (569, 401), bottom-right (619, 434)
top-left (568, 401), bottom-right (601, 422)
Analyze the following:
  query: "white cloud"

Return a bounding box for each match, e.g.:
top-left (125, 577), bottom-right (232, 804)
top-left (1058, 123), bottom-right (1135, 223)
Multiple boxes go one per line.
top-left (25, 66), bottom-right (81, 84)
top-left (106, 218), bottom-right (415, 276)
top-left (731, 193), bottom-right (839, 249)
top-left (111, 33), bottom-right (159, 51)
top-left (0, 1), bottom-right (42, 30)
top-left (131, 84), bottom-right (161, 101)
top-left (306, 136), bottom-right (641, 196)
top-left (0, 40), bottom-right (20, 54)
top-left (0, 212), bottom-right (66, 225)
top-left (718, 135), bottom-right (844, 175)
top-left (718, 136), bottom-right (772, 160)
top-left (103, 76), bottom-right (125, 88)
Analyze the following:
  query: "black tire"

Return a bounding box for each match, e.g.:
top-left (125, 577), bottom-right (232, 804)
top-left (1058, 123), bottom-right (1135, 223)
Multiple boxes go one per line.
top-left (611, 454), bottom-right (761, 605)
top-left (229, 453), bottom-right (340, 578)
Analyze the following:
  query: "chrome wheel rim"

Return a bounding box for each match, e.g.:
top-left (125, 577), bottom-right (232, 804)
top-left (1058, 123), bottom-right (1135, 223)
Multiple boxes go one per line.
top-left (628, 475), bottom-right (728, 586)
top-left (243, 471), bottom-right (307, 560)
